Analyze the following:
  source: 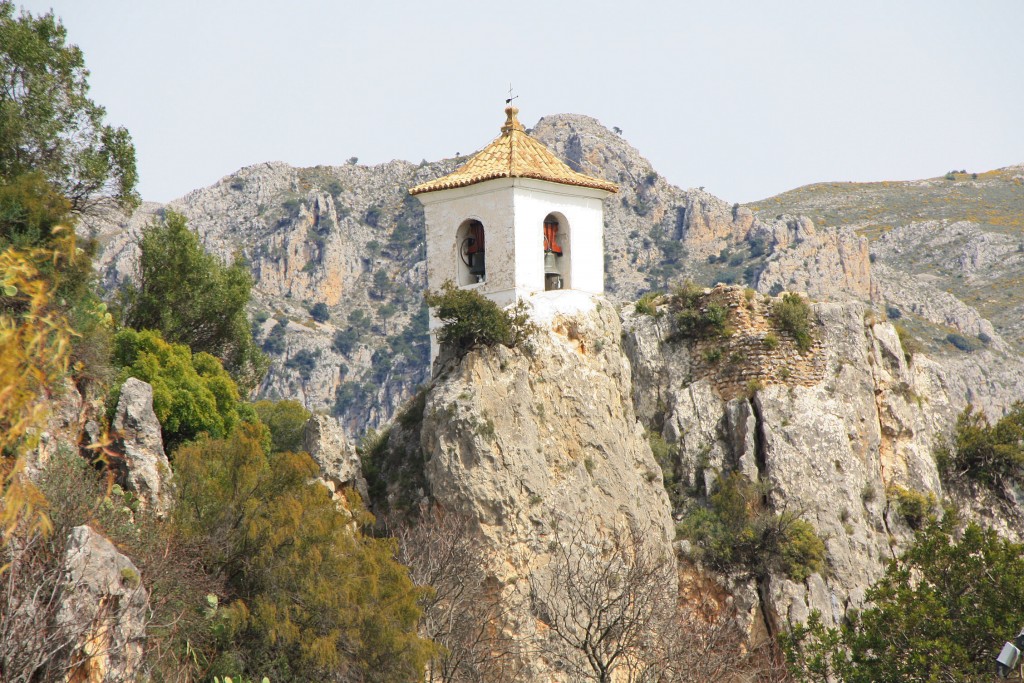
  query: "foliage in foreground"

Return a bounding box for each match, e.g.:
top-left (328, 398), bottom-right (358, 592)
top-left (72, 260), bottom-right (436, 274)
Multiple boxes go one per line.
top-left (425, 281), bottom-right (536, 358)
top-left (1, 448), bottom-right (221, 682)
top-left (679, 472), bottom-right (825, 582)
top-left (109, 328), bottom-right (256, 453)
top-left (935, 402), bottom-right (1024, 494)
top-left (120, 210), bottom-right (268, 393)
top-left (0, 2), bottom-right (138, 212)
top-left (174, 423), bottom-right (436, 681)
top-left (252, 399), bottom-right (310, 454)
top-left (783, 514), bottom-right (1024, 682)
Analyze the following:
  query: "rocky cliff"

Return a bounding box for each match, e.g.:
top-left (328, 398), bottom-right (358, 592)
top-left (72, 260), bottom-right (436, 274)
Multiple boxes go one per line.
top-left (371, 293), bottom-right (676, 679)
top-left (622, 284), bottom-right (1024, 635)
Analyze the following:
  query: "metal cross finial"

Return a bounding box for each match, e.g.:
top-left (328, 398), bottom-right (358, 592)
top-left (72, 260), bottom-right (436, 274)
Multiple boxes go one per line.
top-left (506, 83), bottom-right (518, 106)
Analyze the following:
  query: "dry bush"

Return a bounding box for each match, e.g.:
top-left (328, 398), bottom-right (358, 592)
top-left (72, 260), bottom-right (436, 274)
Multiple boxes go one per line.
top-left (390, 509), bottom-right (523, 683)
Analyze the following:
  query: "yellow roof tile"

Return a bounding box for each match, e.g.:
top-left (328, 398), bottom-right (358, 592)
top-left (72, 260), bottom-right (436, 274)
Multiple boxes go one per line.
top-left (409, 107), bottom-right (618, 196)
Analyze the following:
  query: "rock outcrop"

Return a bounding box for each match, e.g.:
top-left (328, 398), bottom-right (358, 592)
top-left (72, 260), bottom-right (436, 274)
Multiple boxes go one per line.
top-left (380, 293), bottom-right (674, 679)
top-left (303, 413), bottom-right (367, 501)
top-left (54, 525), bottom-right (149, 683)
top-left (111, 378), bottom-right (173, 515)
top-left (622, 287), bottom-right (964, 631)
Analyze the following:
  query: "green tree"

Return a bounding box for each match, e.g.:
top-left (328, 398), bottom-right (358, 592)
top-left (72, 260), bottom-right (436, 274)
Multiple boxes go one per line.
top-left (109, 328), bottom-right (256, 452)
top-left (173, 423), bottom-right (436, 681)
top-left (253, 399), bottom-right (310, 454)
top-left (0, 2), bottom-right (138, 212)
top-left (120, 210), bottom-right (268, 393)
top-left (784, 514), bottom-right (1024, 682)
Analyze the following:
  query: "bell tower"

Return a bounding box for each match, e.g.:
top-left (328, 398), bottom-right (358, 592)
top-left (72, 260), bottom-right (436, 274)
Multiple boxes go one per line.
top-left (411, 106), bottom-right (618, 362)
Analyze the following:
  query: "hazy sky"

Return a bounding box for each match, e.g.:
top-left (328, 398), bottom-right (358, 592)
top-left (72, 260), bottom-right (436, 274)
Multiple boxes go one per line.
top-left (17, 0), bottom-right (1024, 204)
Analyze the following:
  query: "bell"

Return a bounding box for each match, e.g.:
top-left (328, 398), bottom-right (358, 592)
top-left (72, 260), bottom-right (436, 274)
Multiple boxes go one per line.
top-left (544, 251), bottom-right (559, 275)
top-left (469, 251), bottom-right (485, 277)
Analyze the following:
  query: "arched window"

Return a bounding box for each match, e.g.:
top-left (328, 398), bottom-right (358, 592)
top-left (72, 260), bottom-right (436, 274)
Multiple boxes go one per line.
top-left (456, 219), bottom-right (485, 285)
top-left (543, 213), bottom-right (568, 290)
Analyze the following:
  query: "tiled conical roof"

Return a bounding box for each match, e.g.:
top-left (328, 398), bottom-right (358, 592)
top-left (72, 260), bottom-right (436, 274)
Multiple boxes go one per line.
top-left (409, 107), bottom-right (618, 195)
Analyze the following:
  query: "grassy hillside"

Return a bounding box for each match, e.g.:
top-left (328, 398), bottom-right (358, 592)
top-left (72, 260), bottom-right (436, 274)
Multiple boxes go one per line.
top-left (746, 166), bottom-right (1024, 239)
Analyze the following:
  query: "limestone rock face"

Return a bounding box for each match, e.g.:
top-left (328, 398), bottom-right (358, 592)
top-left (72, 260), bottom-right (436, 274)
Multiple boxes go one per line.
top-left (54, 526), bottom-right (149, 683)
top-left (111, 378), bottom-right (173, 515)
top-left (303, 413), bottom-right (367, 501)
top-left (752, 215), bottom-right (878, 302)
top-left (622, 288), bottom-right (970, 630)
top-left (411, 295), bottom-right (674, 679)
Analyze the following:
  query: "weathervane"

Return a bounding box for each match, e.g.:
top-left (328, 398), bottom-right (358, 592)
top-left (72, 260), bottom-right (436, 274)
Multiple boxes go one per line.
top-left (506, 83), bottom-right (518, 106)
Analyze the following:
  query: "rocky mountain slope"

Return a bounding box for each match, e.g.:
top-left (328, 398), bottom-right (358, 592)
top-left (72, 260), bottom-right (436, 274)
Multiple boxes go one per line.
top-left (65, 116), bottom-right (1024, 677)
top-left (87, 112), bottom-right (1013, 438)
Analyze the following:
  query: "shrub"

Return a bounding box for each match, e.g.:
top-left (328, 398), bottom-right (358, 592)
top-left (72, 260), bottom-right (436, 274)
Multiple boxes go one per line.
top-left (773, 293), bottom-right (813, 353)
top-left (670, 282), bottom-right (731, 340)
top-left (888, 485), bottom-right (936, 530)
top-left (647, 431), bottom-right (685, 509)
top-left (885, 305), bottom-right (901, 320)
top-left (284, 348), bottom-right (318, 381)
top-left (945, 332), bottom-right (979, 353)
top-left (109, 328), bottom-right (255, 453)
top-left (308, 302), bottom-right (330, 322)
top-left (634, 291), bottom-right (662, 316)
top-left (679, 472), bottom-right (825, 582)
top-left (763, 333), bottom-right (779, 350)
top-left (173, 423), bottom-right (436, 681)
top-left (893, 323), bottom-right (920, 361)
top-left (425, 281), bottom-right (536, 358)
top-left (10, 448), bottom-right (225, 682)
top-left (253, 399), bottom-right (310, 454)
top-left (262, 319), bottom-right (287, 355)
top-left (935, 403), bottom-right (1024, 492)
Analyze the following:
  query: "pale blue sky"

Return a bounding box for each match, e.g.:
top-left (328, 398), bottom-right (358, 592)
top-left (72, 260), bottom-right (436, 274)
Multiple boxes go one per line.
top-left (17, 0), bottom-right (1024, 204)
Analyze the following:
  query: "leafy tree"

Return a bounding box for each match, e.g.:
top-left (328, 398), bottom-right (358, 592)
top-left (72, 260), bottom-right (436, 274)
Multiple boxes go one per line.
top-left (0, 3), bottom-right (138, 212)
top-left (332, 326), bottom-right (359, 354)
top-left (425, 281), bottom-right (536, 359)
top-left (109, 328), bottom-right (256, 452)
top-left (120, 210), bottom-right (268, 393)
top-left (173, 423), bottom-right (436, 682)
top-left (784, 514), bottom-right (1024, 682)
top-left (253, 399), bottom-right (310, 454)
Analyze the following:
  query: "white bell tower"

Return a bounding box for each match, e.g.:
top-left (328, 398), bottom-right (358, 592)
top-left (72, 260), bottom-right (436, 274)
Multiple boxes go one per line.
top-left (410, 106), bottom-right (618, 362)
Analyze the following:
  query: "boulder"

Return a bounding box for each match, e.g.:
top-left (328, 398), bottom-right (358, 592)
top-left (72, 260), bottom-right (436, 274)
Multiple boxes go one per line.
top-left (304, 414), bottom-right (368, 501)
top-left (54, 526), bottom-right (149, 683)
top-left (111, 378), bottom-right (173, 514)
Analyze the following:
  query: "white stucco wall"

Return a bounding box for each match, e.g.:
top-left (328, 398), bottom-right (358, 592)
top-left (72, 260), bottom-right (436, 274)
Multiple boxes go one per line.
top-left (415, 177), bottom-right (611, 363)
